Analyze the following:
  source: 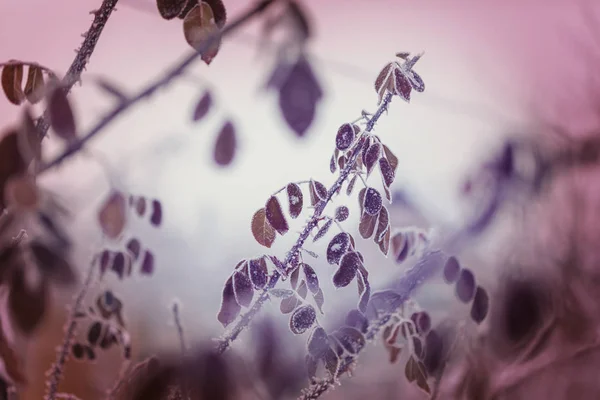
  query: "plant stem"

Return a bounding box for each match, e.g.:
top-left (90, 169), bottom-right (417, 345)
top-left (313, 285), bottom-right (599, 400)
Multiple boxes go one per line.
top-left (45, 258), bottom-right (97, 400)
top-left (35, 0), bottom-right (120, 140)
top-left (37, 0), bottom-right (277, 175)
top-left (172, 302), bottom-right (187, 356)
top-left (215, 93), bottom-right (394, 355)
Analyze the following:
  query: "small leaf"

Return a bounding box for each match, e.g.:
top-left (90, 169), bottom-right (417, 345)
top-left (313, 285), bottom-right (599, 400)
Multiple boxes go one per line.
top-left (286, 183), bottom-right (303, 219)
top-left (87, 321), bottom-right (103, 345)
top-left (405, 356), bottom-right (430, 394)
top-left (183, 3), bottom-right (221, 64)
top-left (423, 330), bottom-right (443, 375)
top-left (358, 277), bottom-right (370, 314)
top-left (251, 208), bottom-right (276, 248)
top-left (379, 157), bottom-right (395, 188)
top-left (313, 219), bottom-right (332, 242)
top-left (443, 256), bottom-right (460, 283)
top-left (98, 191), bottom-right (127, 239)
top-left (470, 286), bottom-right (489, 324)
top-left (374, 206), bottom-right (390, 243)
top-left (126, 238), bottom-right (141, 261)
top-left (307, 326), bottom-right (329, 357)
top-left (303, 264), bottom-right (319, 294)
top-left (408, 70), bottom-right (425, 92)
top-left (140, 250), bottom-right (154, 275)
top-left (297, 280), bottom-right (308, 299)
top-left (326, 232), bottom-right (351, 265)
top-left (290, 265), bottom-right (300, 289)
top-left (329, 153), bottom-right (336, 173)
top-left (346, 309), bottom-right (368, 333)
top-left (359, 212), bottom-right (377, 239)
top-left (456, 268), bottom-right (476, 303)
top-left (265, 196), bottom-right (289, 235)
top-left (192, 90), bottom-right (213, 121)
top-left (393, 68), bottom-right (412, 103)
top-left (382, 144), bottom-right (398, 173)
top-left (374, 63), bottom-right (394, 105)
top-left (23, 65), bottom-right (45, 104)
top-left (278, 56), bottom-right (322, 137)
top-left (213, 120), bottom-right (236, 166)
top-left (48, 86), bottom-right (77, 141)
top-left (232, 270), bottom-right (253, 307)
top-left (249, 258), bottom-right (268, 289)
top-left (313, 288), bottom-right (325, 314)
top-left (280, 295), bottom-right (299, 314)
top-left (364, 143), bottom-right (381, 176)
top-left (378, 229), bottom-right (390, 256)
top-left (411, 311), bottom-right (431, 335)
top-left (335, 123), bottom-right (355, 151)
top-left (1, 62), bottom-right (25, 105)
top-left (333, 326), bottom-right (365, 354)
top-left (311, 180), bottom-right (328, 202)
top-left (334, 206), bottom-right (349, 222)
top-left (269, 288), bottom-right (294, 299)
top-left (72, 343), bottom-right (85, 360)
top-left (346, 174), bottom-right (357, 196)
top-left (364, 187), bottom-right (382, 215)
top-left (156, 0), bottom-right (187, 19)
top-left (391, 232), bottom-right (410, 264)
top-left (134, 197), bottom-right (146, 217)
top-left (333, 251), bottom-right (360, 288)
top-left (217, 276), bottom-right (240, 327)
top-left (204, 0), bottom-right (227, 28)
top-left (289, 305), bottom-right (316, 335)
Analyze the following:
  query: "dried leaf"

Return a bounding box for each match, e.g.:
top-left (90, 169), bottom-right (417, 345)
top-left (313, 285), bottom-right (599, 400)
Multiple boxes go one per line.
top-left (313, 219), bottom-right (332, 242)
top-left (183, 3), bottom-right (221, 64)
top-left (98, 191), bottom-right (127, 239)
top-left (456, 268), bottom-right (476, 303)
top-left (289, 305), bottom-right (316, 334)
top-left (326, 232), bottom-right (351, 265)
top-left (204, 0), bottom-right (227, 28)
top-left (9, 268), bottom-right (47, 335)
top-left (192, 90), bottom-right (212, 121)
top-left (1, 62), bottom-right (24, 105)
top-left (232, 270), bottom-right (253, 307)
top-left (213, 120), bottom-right (236, 166)
top-left (251, 208), bottom-right (276, 248)
top-left (23, 65), bottom-right (45, 104)
top-left (18, 108), bottom-right (41, 163)
top-left (156, 0), bottom-right (187, 19)
top-left (48, 86), bottom-right (77, 141)
top-left (265, 196), bottom-right (289, 235)
top-left (286, 183), bottom-right (303, 219)
top-left (278, 56), bottom-right (322, 137)
top-left (217, 276), bottom-right (240, 327)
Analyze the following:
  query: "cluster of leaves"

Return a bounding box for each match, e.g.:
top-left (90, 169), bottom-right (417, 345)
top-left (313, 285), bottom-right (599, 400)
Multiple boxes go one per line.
top-left (442, 256), bottom-right (489, 324)
top-left (71, 290), bottom-right (131, 362)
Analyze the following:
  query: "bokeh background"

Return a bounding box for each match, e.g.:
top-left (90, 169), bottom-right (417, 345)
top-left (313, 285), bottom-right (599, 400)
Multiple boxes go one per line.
top-left (1, 0), bottom-right (600, 398)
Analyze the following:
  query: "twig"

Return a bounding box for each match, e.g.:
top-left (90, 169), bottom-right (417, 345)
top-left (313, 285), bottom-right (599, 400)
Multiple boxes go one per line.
top-left (37, 0), bottom-right (277, 175)
top-left (45, 257), bottom-right (97, 400)
top-left (34, 0), bottom-right (120, 140)
top-left (215, 92), bottom-right (395, 355)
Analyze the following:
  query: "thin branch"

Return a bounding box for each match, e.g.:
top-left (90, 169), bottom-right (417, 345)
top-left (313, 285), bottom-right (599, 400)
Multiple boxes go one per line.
top-left (35, 0), bottom-right (120, 140)
top-left (37, 0), bottom-right (277, 175)
top-left (172, 301), bottom-right (187, 356)
top-left (45, 257), bottom-right (97, 400)
top-left (215, 92), bottom-right (395, 355)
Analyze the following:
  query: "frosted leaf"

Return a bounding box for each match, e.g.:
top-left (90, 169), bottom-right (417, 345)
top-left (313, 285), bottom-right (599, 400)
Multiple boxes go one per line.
top-left (364, 188), bottom-right (382, 216)
top-left (290, 265), bottom-right (300, 289)
top-left (346, 174), bottom-right (357, 196)
top-left (156, 0), bottom-right (187, 19)
top-left (192, 90), bottom-right (212, 121)
top-left (361, 136), bottom-right (372, 166)
top-left (268, 255), bottom-right (286, 273)
top-left (443, 256), bottom-right (460, 283)
top-left (333, 251), bottom-right (360, 288)
top-left (269, 288), bottom-right (294, 299)
top-left (456, 268), bottom-right (476, 303)
top-left (363, 142), bottom-right (381, 176)
top-left (382, 144), bottom-right (398, 172)
top-left (326, 232), bottom-right (350, 265)
top-left (309, 180), bottom-right (327, 205)
top-left (307, 326), bottom-right (329, 358)
top-left (303, 264), bottom-right (319, 294)
top-left (374, 63), bottom-right (394, 105)
top-left (280, 296), bottom-right (299, 314)
top-left (393, 68), bottom-right (412, 103)
top-left (335, 123), bottom-right (355, 151)
top-left (233, 270), bottom-right (253, 307)
top-left (359, 212), bottom-right (377, 239)
top-left (313, 288), bottom-right (324, 314)
top-left (306, 354), bottom-right (318, 381)
top-left (378, 229), bottom-right (390, 256)
top-left (358, 187), bottom-right (366, 215)
top-left (408, 70), bottom-right (425, 92)
top-left (324, 348), bottom-right (339, 378)
top-left (379, 157), bottom-right (395, 188)
top-left (470, 286), bottom-right (489, 324)
top-left (217, 276), bottom-right (240, 327)
top-left (375, 206), bottom-right (390, 243)
top-left (98, 191), bottom-right (126, 239)
top-left (358, 277), bottom-right (370, 314)
top-left (391, 232), bottom-right (409, 264)
top-left (251, 208), bottom-right (276, 248)
top-left (289, 305), bottom-right (316, 334)
top-left (345, 309), bottom-right (368, 333)
top-left (369, 290), bottom-right (403, 315)
top-left (334, 206), bottom-right (349, 222)
top-left (286, 183), bottom-right (303, 219)
top-left (249, 258), bottom-right (268, 289)
top-left (333, 326), bottom-right (365, 354)
top-left (313, 219), bottom-right (332, 242)
top-left (329, 153), bottom-right (336, 173)
top-left (396, 52), bottom-right (410, 59)
top-left (265, 196), bottom-right (289, 235)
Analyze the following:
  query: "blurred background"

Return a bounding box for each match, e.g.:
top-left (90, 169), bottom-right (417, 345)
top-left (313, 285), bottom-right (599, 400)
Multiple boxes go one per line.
top-left (1, 0), bottom-right (600, 398)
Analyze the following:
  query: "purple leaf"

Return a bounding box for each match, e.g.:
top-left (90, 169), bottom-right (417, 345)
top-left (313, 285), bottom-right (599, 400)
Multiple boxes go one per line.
top-left (233, 270), bottom-right (253, 307)
top-left (48, 86), bottom-right (77, 142)
top-left (379, 157), bottom-right (395, 188)
top-left (470, 286), bottom-right (489, 324)
top-left (249, 258), bottom-right (268, 289)
top-left (456, 268), bottom-right (476, 303)
top-left (393, 68), bottom-right (412, 102)
top-left (333, 326), bottom-right (365, 354)
top-left (217, 276), bottom-right (241, 327)
top-left (126, 238), bottom-right (141, 261)
top-left (213, 121), bottom-right (236, 166)
top-left (333, 251), bottom-right (360, 288)
top-left (307, 326), bottom-right (329, 357)
top-left (313, 219), bottom-right (332, 242)
top-left (265, 196), bottom-right (289, 235)
top-left (443, 256), bottom-right (460, 283)
top-left (289, 305), bottom-right (316, 334)
top-left (363, 142), bottom-right (381, 176)
top-left (192, 90), bottom-right (213, 121)
top-left (150, 199), bottom-right (162, 227)
top-left (326, 232), bottom-right (351, 265)
top-left (302, 264), bottom-right (319, 294)
top-left (345, 309), bottom-right (368, 333)
top-left (334, 206), bottom-right (349, 222)
top-left (140, 250), bottom-right (154, 275)
top-left (364, 188), bottom-right (382, 216)
top-left (335, 123), bottom-right (356, 151)
top-left (286, 183), bottom-right (303, 219)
